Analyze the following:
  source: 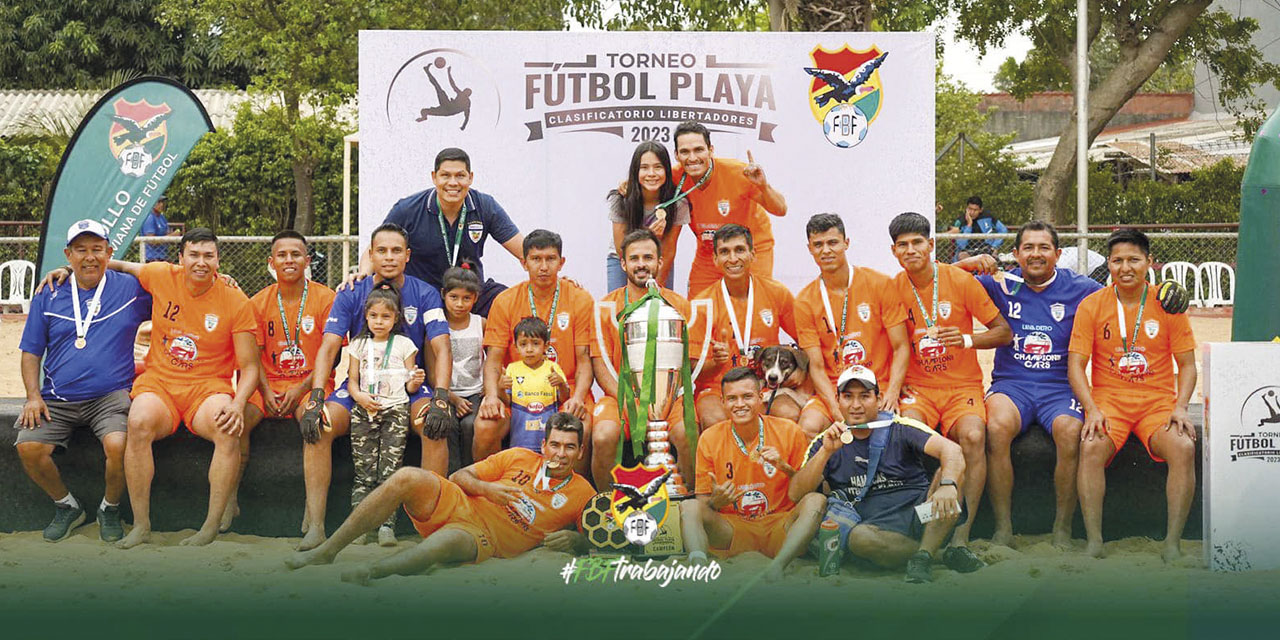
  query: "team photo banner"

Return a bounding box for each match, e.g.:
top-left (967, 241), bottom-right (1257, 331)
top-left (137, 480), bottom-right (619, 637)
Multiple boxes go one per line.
top-left (359, 31), bottom-right (935, 294)
top-left (37, 76), bottom-right (213, 274)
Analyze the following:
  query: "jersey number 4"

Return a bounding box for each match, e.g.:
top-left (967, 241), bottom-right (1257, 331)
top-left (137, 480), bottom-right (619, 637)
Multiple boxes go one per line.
top-left (162, 302), bottom-right (180, 322)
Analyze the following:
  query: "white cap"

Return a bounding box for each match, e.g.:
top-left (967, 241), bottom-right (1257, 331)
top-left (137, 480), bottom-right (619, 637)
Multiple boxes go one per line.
top-left (66, 219), bottom-right (109, 246)
top-left (836, 365), bottom-right (878, 393)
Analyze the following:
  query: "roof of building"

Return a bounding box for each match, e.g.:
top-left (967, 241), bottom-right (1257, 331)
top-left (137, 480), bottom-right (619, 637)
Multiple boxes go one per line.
top-left (1006, 115), bottom-right (1252, 173)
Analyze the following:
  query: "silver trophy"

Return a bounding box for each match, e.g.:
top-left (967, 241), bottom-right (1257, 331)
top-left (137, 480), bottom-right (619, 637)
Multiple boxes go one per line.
top-left (621, 282), bottom-right (692, 495)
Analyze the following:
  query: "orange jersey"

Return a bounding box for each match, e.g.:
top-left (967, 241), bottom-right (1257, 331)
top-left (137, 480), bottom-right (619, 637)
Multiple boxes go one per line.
top-left (137, 262), bottom-right (255, 381)
top-left (249, 281), bottom-right (336, 385)
top-left (467, 448), bottom-right (596, 558)
top-left (695, 415), bottom-right (810, 517)
top-left (675, 157), bottom-right (776, 262)
top-left (591, 285), bottom-right (693, 369)
top-left (1068, 284), bottom-right (1196, 401)
top-left (892, 262), bottom-right (1000, 389)
top-left (795, 267), bottom-right (906, 385)
top-left (689, 276), bottom-right (796, 391)
top-left (484, 280), bottom-right (594, 385)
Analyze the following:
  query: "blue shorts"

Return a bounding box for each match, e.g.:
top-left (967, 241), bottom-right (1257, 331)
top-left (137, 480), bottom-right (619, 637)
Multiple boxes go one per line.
top-left (986, 380), bottom-right (1082, 435)
top-left (327, 387), bottom-right (431, 415)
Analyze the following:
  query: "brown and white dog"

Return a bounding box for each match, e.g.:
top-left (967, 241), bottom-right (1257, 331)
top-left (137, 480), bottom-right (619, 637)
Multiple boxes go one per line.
top-left (754, 345), bottom-right (814, 421)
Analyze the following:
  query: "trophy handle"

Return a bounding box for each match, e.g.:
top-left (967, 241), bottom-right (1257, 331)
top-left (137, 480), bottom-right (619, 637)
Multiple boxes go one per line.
top-left (688, 297), bottom-right (713, 381)
top-left (593, 299), bottom-right (620, 382)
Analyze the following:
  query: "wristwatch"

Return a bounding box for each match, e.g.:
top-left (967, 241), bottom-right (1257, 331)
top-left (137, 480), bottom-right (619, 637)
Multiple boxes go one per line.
top-left (939, 479), bottom-right (959, 489)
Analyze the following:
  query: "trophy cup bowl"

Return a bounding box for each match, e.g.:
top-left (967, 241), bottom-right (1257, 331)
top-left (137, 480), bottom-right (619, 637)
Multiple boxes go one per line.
top-left (622, 286), bottom-right (688, 495)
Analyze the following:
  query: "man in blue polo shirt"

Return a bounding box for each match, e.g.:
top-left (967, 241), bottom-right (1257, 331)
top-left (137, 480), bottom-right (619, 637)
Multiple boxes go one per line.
top-left (15, 219), bottom-right (150, 543)
top-left (139, 196), bottom-right (171, 263)
top-left (295, 222), bottom-right (455, 551)
top-left (379, 147), bottom-right (523, 316)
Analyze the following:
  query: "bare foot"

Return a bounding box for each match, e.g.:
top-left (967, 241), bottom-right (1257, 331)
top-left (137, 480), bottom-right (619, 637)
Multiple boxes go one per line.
top-left (297, 527), bottom-right (326, 551)
top-left (285, 547), bottom-right (334, 570)
top-left (1086, 539), bottom-right (1106, 558)
top-left (219, 501), bottom-right (240, 533)
top-left (340, 565), bottom-right (374, 586)
top-left (1161, 543), bottom-right (1182, 564)
top-left (990, 527), bottom-right (1014, 548)
top-left (117, 526), bottom-right (151, 550)
top-left (301, 508), bottom-right (311, 535)
top-left (180, 527), bottom-right (219, 547)
top-left (1051, 529), bottom-right (1073, 551)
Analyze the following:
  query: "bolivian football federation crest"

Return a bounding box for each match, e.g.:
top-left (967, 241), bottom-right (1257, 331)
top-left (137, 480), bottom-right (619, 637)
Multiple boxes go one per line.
top-left (804, 45), bottom-right (888, 149)
top-left (608, 464), bottom-right (671, 546)
top-left (109, 98), bottom-right (172, 177)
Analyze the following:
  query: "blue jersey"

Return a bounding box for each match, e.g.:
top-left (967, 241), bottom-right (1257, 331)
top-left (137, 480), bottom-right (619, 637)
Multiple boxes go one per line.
top-left (804, 413), bottom-right (937, 499)
top-left (979, 268), bottom-right (1101, 387)
top-left (139, 211), bottom-right (170, 262)
top-left (19, 271), bottom-right (151, 402)
top-left (384, 187), bottom-right (520, 288)
top-left (324, 275), bottom-right (448, 369)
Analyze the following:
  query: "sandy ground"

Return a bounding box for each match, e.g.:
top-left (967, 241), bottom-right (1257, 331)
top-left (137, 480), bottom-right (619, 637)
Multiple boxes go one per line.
top-left (0, 312), bottom-right (1233, 402)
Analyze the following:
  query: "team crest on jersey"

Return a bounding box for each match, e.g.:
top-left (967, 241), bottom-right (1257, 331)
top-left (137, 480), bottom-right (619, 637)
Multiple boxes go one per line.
top-left (404, 306), bottom-right (418, 325)
top-left (857, 302), bottom-right (871, 323)
top-left (762, 461), bottom-right (777, 477)
top-left (467, 220), bottom-right (484, 243)
top-left (557, 311), bottom-right (570, 331)
top-left (1050, 302), bottom-right (1066, 322)
top-left (85, 298), bottom-right (102, 316)
top-left (760, 309), bottom-right (774, 327)
top-left (717, 200), bottom-right (731, 216)
top-left (551, 493), bottom-right (568, 509)
top-left (1144, 319), bottom-right (1160, 339)
top-left (301, 315), bottom-right (315, 333)
top-left (515, 376), bottom-right (526, 385)
top-left (938, 301), bottom-right (952, 320)
top-left (546, 344), bottom-right (558, 361)
top-left (203, 314), bottom-right (219, 332)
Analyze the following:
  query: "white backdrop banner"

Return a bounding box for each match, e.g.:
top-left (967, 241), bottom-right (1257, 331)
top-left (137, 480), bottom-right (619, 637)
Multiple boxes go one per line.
top-left (358, 30), bottom-right (935, 296)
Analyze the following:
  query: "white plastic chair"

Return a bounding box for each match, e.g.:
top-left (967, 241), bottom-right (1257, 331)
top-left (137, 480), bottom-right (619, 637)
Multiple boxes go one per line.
top-left (1199, 262), bottom-right (1236, 307)
top-left (0, 260), bottom-right (36, 313)
top-left (1161, 261), bottom-right (1203, 307)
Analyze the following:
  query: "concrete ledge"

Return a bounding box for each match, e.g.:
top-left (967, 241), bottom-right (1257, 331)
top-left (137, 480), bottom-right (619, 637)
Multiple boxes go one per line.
top-left (0, 398), bottom-right (1202, 540)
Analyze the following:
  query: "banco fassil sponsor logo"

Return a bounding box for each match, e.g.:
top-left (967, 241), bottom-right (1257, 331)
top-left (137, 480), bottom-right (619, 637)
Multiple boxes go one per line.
top-left (522, 51), bottom-right (778, 142)
top-left (109, 98), bottom-right (172, 177)
top-left (385, 49), bottom-right (500, 131)
top-left (804, 45), bottom-right (888, 148)
top-left (1232, 386), bottom-right (1280, 463)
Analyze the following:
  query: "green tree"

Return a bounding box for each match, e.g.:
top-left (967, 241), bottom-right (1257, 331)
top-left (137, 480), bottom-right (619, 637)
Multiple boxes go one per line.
top-left (948, 0), bottom-right (1280, 224)
top-left (0, 0), bottom-right (249, 89)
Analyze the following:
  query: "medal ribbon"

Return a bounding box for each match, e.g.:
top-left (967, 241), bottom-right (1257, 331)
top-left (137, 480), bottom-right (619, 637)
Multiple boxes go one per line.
top-left (658, 158), bottom-right (714, 210)
top-left (527, 281), bottom-right (561, 325)
top-left (275, 280), bottom-right (309, 347)
top-left (819, 274), bottom-right (849, 363)
top-left (537, 461), bottom-right (573, 493)
top-left (1114, 284), bottom-right (1148, 355)
top-left (909, 261), bottom-right (940, 329)
top-left (720, 277), bottom-right (754, 361)
top-left (436, 194), bottom-right (468, 268)
top-left (730, 417), bottom-right (765, 458)
top-left (70, 272), bottom-right (107, 347)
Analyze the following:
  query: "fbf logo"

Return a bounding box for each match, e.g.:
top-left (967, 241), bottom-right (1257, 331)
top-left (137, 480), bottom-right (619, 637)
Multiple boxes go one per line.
top-left (804, 45), bottom-right (888, 149)
top-left (109, 98), bottom-right (172, 177)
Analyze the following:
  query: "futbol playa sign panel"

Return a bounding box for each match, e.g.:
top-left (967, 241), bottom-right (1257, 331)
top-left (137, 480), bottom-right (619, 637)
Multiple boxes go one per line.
top-left (358, 31), bottom-right (934, 294)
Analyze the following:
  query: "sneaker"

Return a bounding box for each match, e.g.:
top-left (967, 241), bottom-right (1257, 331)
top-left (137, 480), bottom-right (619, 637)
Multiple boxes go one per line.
top-left (905, 550), bottom-right (933, 583)
top-left (378, 525), bottom-right (397, 547)
top-left (98, 505), bottom-right (124, 542)
top-left (943, 546), bottom-right (987, 573)
top-left (44, 503), bottom-right (86, 542)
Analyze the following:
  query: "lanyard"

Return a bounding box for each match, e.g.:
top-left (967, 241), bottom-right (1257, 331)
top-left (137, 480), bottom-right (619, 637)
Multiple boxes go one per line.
top-left (720, 277), bottom-right (754, 356)
top-left (661, 158), bottom-right (715, 209)
top-left (527, 281), bottom-right (561, 325)
top-left (275, 280), bottom-right (309, 347)
top-left (909, 261), bottom-right (940, 329)
top-left (365, 336), bottom-right (396, 395)
top-left (1115, 285), bottom-right (1148, 355)
top-left (436, 194), bottom-right (468, 268)
top-left (536, 461), bottom-right (573, 493)
top-left (70, 272), bottom-right (107, 349)
top-left (731, 418), bottom-right (764, 458)
top-left (818, 273), bottom-right (849, 337)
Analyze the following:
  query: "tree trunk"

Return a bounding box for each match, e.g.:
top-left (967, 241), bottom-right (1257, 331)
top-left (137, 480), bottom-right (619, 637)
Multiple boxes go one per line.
top-left (284, 91), bottom-right (317, 235)
top-left (1033, 0), bottom-right (1212, 224)
top-left (789, 0), bottom-right (873, 32)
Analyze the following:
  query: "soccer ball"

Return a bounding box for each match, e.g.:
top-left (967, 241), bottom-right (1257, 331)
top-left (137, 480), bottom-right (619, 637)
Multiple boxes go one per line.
top-left (580, 492), bottom-right (629, 550)
top-left (822, 104), bottom-right (870, 149)
top-left (434, 56), bottom-right (447, 68)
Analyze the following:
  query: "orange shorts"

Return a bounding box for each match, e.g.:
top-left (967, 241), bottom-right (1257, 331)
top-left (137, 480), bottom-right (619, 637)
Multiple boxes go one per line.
top-left (1096, 393), bottom-right (1176, 464)
top-left (592, 394), bottom-right (687, 427)
top-left (248, 377), bottom-right (334, 418)
top-left (686, 245), bottom-right (774, 298)
top-left (801, 396), bottom-right (837, 423)
top-left (898, 384), bottom-right (986, 437)
top-left (712, 510), bottom-right (794, 559)
top-left (406, 472), bottom-right (497, 563)
top-left (131, 371), bottom-right (235, 435)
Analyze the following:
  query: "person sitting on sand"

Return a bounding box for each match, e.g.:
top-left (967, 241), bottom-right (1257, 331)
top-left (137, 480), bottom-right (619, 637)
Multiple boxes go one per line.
top-left (285, 412), bottom-right (594, 584)
top-left (780, 366), bottom-right (980, 583)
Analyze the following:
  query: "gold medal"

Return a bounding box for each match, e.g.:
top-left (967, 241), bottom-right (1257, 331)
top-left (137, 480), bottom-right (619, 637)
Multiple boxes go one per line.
top-left (840, 430), bottom-right (854, 445)
top-left (926, 326), bottom-right (938, 340)
top-left (75, 337), bottom-right (86, 349)
top-left (749, 450), bottom-right (761, 463)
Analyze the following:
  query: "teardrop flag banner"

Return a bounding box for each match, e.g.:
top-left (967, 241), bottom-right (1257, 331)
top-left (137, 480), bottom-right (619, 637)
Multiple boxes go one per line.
top-left (36, 76), bottom-right (214, 274)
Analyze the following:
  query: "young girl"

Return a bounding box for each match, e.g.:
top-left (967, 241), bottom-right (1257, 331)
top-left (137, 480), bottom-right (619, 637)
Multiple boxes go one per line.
top-left (442, 265), bottom-right (483, 471)
top-left (606, 141), bottom-right (691, 290)
top-left (346, 283), bottom-right (424, 546)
